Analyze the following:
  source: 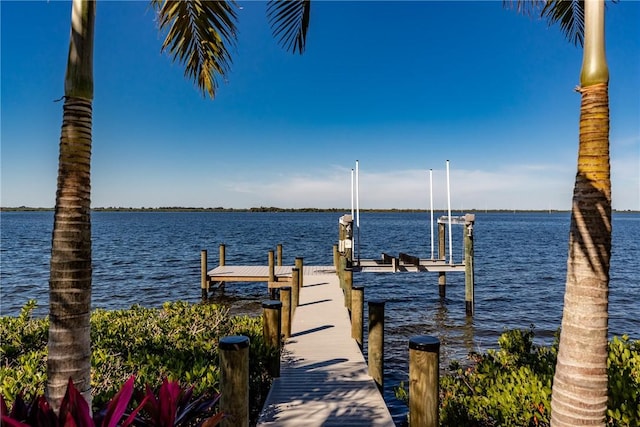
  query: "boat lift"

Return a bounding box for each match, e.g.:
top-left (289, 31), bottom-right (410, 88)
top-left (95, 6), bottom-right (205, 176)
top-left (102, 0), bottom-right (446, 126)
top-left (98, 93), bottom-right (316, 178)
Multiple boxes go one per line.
top-left (337, 160), bottom-right (476, 316)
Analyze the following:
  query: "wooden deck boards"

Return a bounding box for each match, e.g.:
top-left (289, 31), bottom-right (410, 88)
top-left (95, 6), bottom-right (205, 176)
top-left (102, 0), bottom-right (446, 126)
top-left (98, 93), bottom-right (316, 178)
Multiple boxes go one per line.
top-left (257, 268), bottom-right (394, 427)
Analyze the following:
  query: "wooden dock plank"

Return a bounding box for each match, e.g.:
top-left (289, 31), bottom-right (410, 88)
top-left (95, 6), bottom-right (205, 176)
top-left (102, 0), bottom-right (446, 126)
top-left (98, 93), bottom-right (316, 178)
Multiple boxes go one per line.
top-left (257, 268), bottom-right (394, 427)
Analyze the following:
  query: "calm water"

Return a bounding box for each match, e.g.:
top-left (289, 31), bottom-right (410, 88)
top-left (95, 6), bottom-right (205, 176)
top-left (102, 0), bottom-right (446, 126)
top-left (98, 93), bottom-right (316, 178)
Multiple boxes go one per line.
top-left (1, 211), bottom-right (639, 424)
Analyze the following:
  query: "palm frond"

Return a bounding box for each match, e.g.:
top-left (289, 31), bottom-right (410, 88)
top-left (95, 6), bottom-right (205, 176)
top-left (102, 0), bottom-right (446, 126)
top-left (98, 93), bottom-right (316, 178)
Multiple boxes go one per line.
top-left (151, 0), bottom-right (239, 98)
top-left (503, 0), bottom-right (585, 47)
top-left (541, 0), bottom-right (584, 47)
top-left (266, 0), bottom-right (311, 54)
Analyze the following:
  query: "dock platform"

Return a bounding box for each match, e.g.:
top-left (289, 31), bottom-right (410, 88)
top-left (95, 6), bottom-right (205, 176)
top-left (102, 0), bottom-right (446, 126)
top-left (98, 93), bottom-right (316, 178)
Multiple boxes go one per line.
top-left (256, 267), bottom-right (394, 426)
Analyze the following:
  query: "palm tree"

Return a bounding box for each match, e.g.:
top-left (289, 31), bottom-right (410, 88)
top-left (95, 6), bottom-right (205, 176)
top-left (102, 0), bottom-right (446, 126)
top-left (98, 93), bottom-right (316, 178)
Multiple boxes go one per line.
top-left (508, 1), bottom-right (611, 425)
top-left (47, 0), bottom-right (238, 411)
top-left (47, 0), bottom-right (312, 412)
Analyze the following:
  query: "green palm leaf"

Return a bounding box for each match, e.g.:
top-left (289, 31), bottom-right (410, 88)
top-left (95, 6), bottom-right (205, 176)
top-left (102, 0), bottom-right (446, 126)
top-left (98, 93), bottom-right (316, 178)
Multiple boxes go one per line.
top-left (503, 0), bottom-right (585, 47)
top-left (266, 0), bottom-right (311, 54)
top-left (151, 0), bottom-right (239, 98)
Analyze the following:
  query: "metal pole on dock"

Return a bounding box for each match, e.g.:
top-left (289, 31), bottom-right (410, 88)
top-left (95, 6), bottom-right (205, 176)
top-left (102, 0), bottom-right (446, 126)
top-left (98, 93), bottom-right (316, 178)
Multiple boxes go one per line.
top-left (351, 285), bottom-right (364, 349)
top-left (446, 160), bottom-right (454, 266)
top-left (219, 244), bottom-right (226, 266)
top-left (219, 335), bottom-right (250, 427)
top-left (355, 160), bottom-right (361, 265)
top-left (409, 335), bottom-right (440, 427)
top-left (438, 223), bottom-right (446, 298)
top-left (279, 286), bottom-right (292, 339)
top-left (201, 249), bottom-right (208, 300)
top-left (262, 300), bottom-right (282, 377)
top-left (429, 169), bottom-right (434, 260)
top-left (291, 267), bottom-right (300, 314)
top-left (276, 244), bottom-right (283, 267)
top-left (464, 214), bottom-right (475, 316)
top-left (368, 300), bottom-right (385, 393)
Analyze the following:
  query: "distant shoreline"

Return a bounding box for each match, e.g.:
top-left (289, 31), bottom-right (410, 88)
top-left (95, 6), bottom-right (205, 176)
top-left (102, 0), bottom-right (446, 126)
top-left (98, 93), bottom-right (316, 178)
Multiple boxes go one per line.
top-left (2, 206), bottom-right (638, 214)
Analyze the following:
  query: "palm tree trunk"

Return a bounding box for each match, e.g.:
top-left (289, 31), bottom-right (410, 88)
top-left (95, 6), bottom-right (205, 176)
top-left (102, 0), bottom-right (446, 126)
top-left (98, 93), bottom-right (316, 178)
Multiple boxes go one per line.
top-left (47, 0), bottom-right (95, 413)
top-left (550, 2), bottom-right (610, 426)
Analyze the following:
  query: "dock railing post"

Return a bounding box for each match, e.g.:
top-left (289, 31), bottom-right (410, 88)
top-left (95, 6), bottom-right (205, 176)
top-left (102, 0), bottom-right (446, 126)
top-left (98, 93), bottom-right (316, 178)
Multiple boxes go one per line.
top-left (219, 244), bottom-right (226, 266)
top-left (333, 244), bottom-right (339, 271)
top-left (219, 335), bottom-right (250, 427)
top-left (409, 335), bottom-right (440, 427)
top-left (351, 285), bottom-right (364, 349)
top-left (279, 286), bottom-right (292, 339)
top-left (291, 267), bottom-right (300, 315)
top-left (464, 214), bottom-right (475, 316)
top-left (368, 300), bottom-right (385, 393)
top-left (294, 257), bottom-right (304, 287)
top-left (201, 249), bottom-right (208, 301)
top-left (276, 244), bottom-right (283, 267)
top-left (262, 300), bottom-right (282, 377)
top-left (438, 222), bottom-right (446, 298)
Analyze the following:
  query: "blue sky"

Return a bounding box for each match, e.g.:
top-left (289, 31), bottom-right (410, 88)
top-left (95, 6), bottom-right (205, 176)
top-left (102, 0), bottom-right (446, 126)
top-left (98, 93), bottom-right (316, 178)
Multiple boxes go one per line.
top-left (1, 1), bottom-right (638, 210)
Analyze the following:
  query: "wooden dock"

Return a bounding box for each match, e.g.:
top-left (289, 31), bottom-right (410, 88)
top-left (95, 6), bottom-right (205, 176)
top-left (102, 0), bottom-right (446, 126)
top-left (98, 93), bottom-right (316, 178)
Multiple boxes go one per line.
top-left (256, 267), bottom-right (395, 426)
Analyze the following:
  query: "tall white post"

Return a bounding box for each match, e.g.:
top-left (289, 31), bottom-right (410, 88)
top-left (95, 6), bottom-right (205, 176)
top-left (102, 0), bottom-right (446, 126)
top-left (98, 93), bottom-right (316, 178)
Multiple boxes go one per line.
top-left (351, 168), bottom-right (355, 254)
top-left (355, 160), bottom-right (361, 264)
top-left (351, 169), bottom-right (355, 217)
top-left (446, 160), bottom-right (453, 265)
top-left (429, 169), bottom-right (434, 260)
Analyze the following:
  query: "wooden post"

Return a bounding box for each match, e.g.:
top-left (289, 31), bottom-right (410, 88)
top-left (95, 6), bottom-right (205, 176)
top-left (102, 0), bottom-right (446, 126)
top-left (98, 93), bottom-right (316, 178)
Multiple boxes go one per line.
top-left (338, 255), bottom-right (346, 289)
top-left (219, 244), bottom-right (226, 266)
top-left (333, 244), bottom-right (339, 270)
top-left (295, 257), bottom-right (304, 287)
top-left (344, 267), bottom-right (353, 310)
top-left (201, 249), bottom-right (208, 301)
top-left (291, 267), bottom-right (300, 315)
top-left (409, 335), bottom-right (440, 427)
top-left (219, 335), bottom-right (249, 427)
top-left (276, 244), bottom-right (283, 267)
top-left (438, 222), bottom-right (446, 298)
top-left (268, 250), bottom-right (276, 299)
top-left (351, 285), bottom-right (364, 349)
top-left (368, 299), bottom-right (385, 393)
top-left (279, 286), bottom-right (292, 339)
top-left (464, 214), bottom-right (475, 316)
top-left (262, 300), bottom-right (282, 377)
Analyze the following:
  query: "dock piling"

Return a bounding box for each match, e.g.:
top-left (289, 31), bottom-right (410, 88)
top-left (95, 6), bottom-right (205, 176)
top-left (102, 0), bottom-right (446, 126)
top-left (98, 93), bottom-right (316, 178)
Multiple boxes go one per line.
top-left (344, 267), bottom-right (353, 310)
top-left (276, 244), bottom-right (283, 266)
top-left (409, 335), bottom-right (440, 427)
top-left (294, 257), bottom-right (304, 288)
top-left (280, 286), bottom-right (292, 339)
top-left (220, 335), bottom-right (250, 427)
top-left (438, 223), bottom-right (446, 297)
top-left (201, 249), bottom-right (208, 300)
top-left (368, 300), bottom-right (385, 393)
top-left (268, 250), bottom-right (276, 299)
top-left (291, 267), bottom-right (300, 314)
top-left (262, 300), bottom-right (282, 377)
top-left (351, 285), bottom-right (364, 349)
top-left (464, 214), bottom-right (475, 316)
top-left (219, 244), bottom-right (226, 266)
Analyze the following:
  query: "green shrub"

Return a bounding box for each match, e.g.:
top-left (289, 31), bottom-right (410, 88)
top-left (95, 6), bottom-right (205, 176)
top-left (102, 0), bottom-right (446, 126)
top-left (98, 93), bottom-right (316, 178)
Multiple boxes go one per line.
top-left (0, 300), bottom-right (274, 425)
top-left (0, 300), bottom-right (48, 403)
top-left (607, 335), bottom-right (640, 427)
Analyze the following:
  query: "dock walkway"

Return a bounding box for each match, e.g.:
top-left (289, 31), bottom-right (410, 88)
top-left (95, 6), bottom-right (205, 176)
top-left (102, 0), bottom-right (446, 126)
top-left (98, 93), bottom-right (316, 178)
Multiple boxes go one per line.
top-left (257, 267), bottom-right (394, 426)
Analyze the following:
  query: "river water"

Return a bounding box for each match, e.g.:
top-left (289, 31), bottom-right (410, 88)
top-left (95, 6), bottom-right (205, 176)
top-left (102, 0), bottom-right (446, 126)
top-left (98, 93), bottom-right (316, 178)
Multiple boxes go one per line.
top-left (1, 211), bottom-right (638, 424)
